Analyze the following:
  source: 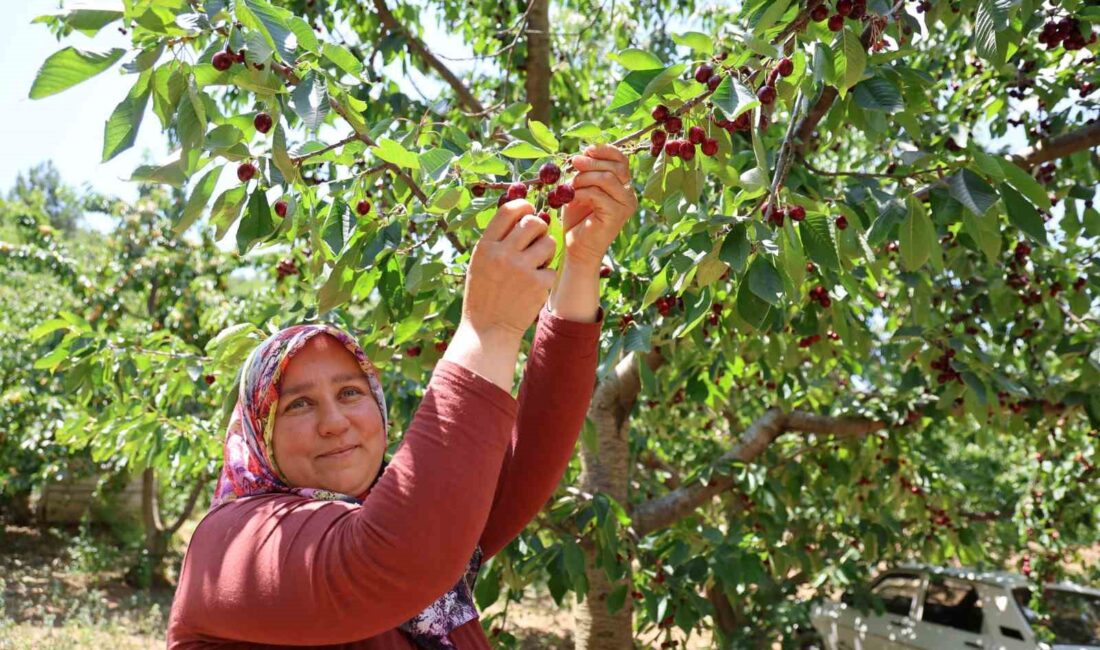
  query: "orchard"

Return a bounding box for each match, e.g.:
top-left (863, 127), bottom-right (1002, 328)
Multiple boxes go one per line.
top-left (11, 0), bottom-right (1100, 647)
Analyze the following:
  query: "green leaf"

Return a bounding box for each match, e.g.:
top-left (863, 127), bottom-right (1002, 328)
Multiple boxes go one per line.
top-left (272, 124), bottom-right (301, 184)
top-left (35, 9), bottom-right (122, 37)
top-left (736, 275), bottom-right (772, 329)
top-left (608, 68), bottom-right (663, 115)
top-left (747, 256), bottom-right (783, 306)
top-left (174, 166), bottom-right (222, 235)
top-left (949, 169), bottom-right (998, 216)
top-left (419, 148), bottom-right (455, 181)
top-left (752, 0), bottom-right (793, 34)
top-left (611, 49), bottom-right (664, 71)
top-left (974, 0), bottom-right (1009, 65)
top-left (29, 47), bottom-right (125, 99)
top-left (210, 186), bottom-right (248, 240)
top-left (322, 200), bottom-right (356, 256)
top-left (800, 214), bottom-right (841, 271)
top-left (176, 84), bottom-right (206, 154)
top-left (288, 16), bottom-right (320, 53)
top-left (291, 72), bottom-right (330, 132)
top-left (720, 223), bottom-right (751, 272)
top-left (322, 42), bottom-right (363, 78)
top-left (835, 28), bottom-right (866, 92)
top-left (1000, 183), bottom-right (1047, 245)
top-left (102, 70), bottom-right (152, 162)
top-left (372, 137), bottom-right (420, 169)
top-left (642, 265), bottom-right (670, 309)
top-left (712, 77), bottom-right (761, 122)
top-left (528, 120), bottom-right (559, 153)
top-left (318, 261), bottom-right (357, 312)
top-left (996, 158), bottom-right (1051, 210)
top-left (899, 196), bottom-right (935, 271)
top-left (500, 140), bottom-right (550, 159)
top-left (852, 77), bottom-right (904, 113)
top-left (562, 121), bottom-right (603, 139)
top-left (671, 32), bottom-right (714, 54)
top-left (237, 190), bottom-right (276, 254)
top-left (238, 0), bottom-right (296, 62)
top-left (427, 186), bottom-right (464, 213)
top-left (640, 64), bottom-right (686, 101)
top-left (962, 211), bottom-right (1001, 262)
top-left (867, 198), bottom-right (907, 246)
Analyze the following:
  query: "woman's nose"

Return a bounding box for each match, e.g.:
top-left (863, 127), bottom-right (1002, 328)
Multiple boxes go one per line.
top-left (316, 399), bottom-right (351, 437)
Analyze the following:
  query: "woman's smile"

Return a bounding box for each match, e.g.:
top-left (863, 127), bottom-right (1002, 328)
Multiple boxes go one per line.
top-left (318, 444), bottom-right (361, 460)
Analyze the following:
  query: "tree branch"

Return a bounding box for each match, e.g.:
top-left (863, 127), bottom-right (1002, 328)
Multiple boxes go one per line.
top-left (165, 473), bottom-right (208, 536)
top-left (370, 0), bottom-right (486, 114)
top-left (631, 409), bottom-right (889, 536)
top-left (1012, 120), bottom-right (1100, 166)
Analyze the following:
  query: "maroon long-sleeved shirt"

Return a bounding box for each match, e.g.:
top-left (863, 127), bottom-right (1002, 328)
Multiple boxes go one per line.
top-left (167, 305), bottom-right (602, 648)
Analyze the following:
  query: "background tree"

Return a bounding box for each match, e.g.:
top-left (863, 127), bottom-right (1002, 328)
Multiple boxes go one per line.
top-left (23, 0), bottom-right (1100, 647)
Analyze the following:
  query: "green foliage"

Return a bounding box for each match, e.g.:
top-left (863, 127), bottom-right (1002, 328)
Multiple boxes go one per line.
top-left (19, 0), bottom-right (1100, 645)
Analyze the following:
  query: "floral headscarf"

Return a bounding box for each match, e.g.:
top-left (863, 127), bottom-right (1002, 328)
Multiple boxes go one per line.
top-left (210, 324), bottom-right (482, 649)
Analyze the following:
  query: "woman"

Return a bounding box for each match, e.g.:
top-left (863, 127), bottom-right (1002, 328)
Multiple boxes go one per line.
top-left (167, 145), bottom-right (638, 648)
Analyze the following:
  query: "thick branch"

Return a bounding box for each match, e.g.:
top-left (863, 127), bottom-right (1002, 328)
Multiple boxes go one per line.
top-left (631, 410), bottom-right (890, 536)
top-left (165, 473), bottom-right (208, 536)
top-left (371, 0), bottom-right (486, 114)
top-left (524, 0), bottom-right (552, 123)
top-left (1012, 120), bottom-right (1100, 166)
top-left (913, 121), bottom-right (1100, 201)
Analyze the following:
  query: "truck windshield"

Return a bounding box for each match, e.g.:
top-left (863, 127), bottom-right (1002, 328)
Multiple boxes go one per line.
top-left (1014, 587), bottom-right (1100, 647)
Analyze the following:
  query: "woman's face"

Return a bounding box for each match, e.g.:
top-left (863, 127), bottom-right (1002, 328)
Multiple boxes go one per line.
top-left (271, 334), bottom-right (385, 498)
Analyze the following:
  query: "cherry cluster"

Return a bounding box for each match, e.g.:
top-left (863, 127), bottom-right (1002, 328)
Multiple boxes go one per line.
top-left (1038, 16), bottom-right (1094, 51)
top-left (811, 0), bottom-right (869, 31)
top-left (1035, 161), bottom-right (1056, 184)
top-left (808, 285), bottom-right (832, 308)
top-left (213, 46), bottom-right (250, 71)
top-left (275, 257), bottom-right (298, 280)
top-left (929, 348), bottom-right (962, 385)
top-left (650, 105), bottom-right (718, 161)
top-left (655, 294), bottom-right (685, 317)
top-left (760, 202), bottom-right (806, 227)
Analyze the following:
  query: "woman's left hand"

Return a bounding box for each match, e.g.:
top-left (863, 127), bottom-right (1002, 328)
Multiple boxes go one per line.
top-left (561, 144), bottom-right (638, 269)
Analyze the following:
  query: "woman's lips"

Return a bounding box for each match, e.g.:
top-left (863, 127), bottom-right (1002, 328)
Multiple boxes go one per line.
top-left (319, 445), bottom-right (359, 459)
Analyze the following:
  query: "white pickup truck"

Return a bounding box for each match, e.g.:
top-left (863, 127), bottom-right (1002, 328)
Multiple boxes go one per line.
top-left (810, 564), bottom-right (1100, 649)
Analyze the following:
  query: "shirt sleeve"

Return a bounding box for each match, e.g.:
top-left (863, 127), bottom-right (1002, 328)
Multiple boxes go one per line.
top-left (478, 304), bottom-right (604, 559)
top-left (169, 360), bottom-right (518, 646)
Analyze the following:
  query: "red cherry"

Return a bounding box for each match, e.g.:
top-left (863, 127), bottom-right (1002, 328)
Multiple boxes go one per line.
top-left (204, 374), bottom-right (216, 385)
top-left (665, 116), bottom-right (683, 134)
top-left (471, 183), bottom-right (487, 197)
top-left (600, 265), bottom-right (612, 278)
top-left (811, 5), bottom-right (829, 21)
top-left (506, 182), bottom-right (528, 201)
top-left (538, 162), bottom-right (562, 185)
top-left (837, 0), bottom-right (853, 16)
top-left (405, 346), bottom-right (421, 358)
top-left (789, 205), bottom-right (806, 221)
top-left (212, 51), bottom-right (234, 71)
top-left (274, 200), bottom-right (288, 218)
top-left (237, 162), bottom-right (257, 183)
top-left (652, 104), bottom-right (670, 122)
top-left (828, 14), bottom-right (845, 31)
top-left (679, 141), bottom-right (696, 161)
top-left (835, 215), bottom-right (849, 230)
top-left (757, 85), bottom-right (777, 105)
top-left (777, 58), bottom-right (794, 77)
top-left (688, 126), bottom-right (706, 145)
top-left (707, 74), bottom-right (723, 91)
top-left (253, 112), bottom-right (273, 134)
top-left (663, 140), bottom-right (682, 157)
top-left (356, 200), bottom-right (371, 216)
top-left (434, 341), bottom-right (448, 353)
top-left (497, 194), bottom-right (508, 208)
top-left (701, 138), bottom-right (719, 156)
top-left (694, 63), bottom-right (714, 84)
top-left (537, 211), bottom-right (551, 225)
top-left (651, 129), bottom-right (668, 147)
top-left (554, 183), bottom-right (576, 204)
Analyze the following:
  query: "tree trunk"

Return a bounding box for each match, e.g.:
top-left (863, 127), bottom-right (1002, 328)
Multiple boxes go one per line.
top-left (572, 352), bottom-right (656, 650)
top-left (134, 466), bottom-right (171, 587)
top-left (524, 0), bottom-right (552, 124)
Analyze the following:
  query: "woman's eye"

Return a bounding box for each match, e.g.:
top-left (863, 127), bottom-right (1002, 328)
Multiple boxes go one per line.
top-left (286, 398), bottom-right (308, 411)
top-left (340, 387), bottom-right (363, 398)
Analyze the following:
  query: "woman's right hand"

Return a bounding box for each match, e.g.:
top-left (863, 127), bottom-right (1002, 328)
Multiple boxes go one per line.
top-left (460, 199), bottom-right (558, 340)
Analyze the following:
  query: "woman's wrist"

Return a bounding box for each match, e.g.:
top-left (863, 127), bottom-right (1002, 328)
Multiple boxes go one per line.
top-left (548, 258), bottom-right (602, 323)
top-left (441, 320), bottom-right (523, 393)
